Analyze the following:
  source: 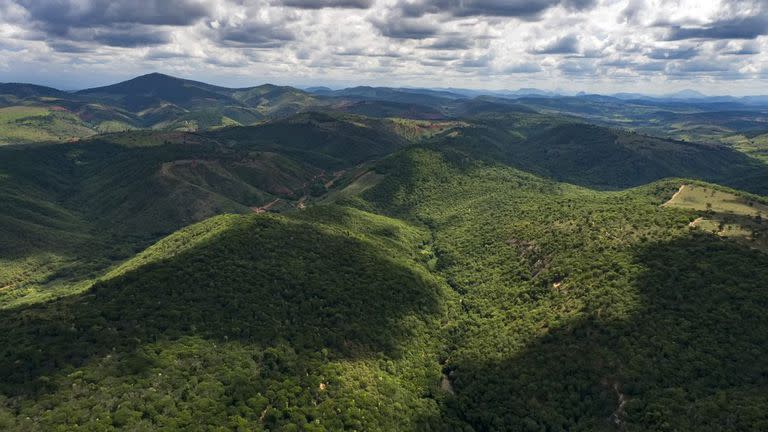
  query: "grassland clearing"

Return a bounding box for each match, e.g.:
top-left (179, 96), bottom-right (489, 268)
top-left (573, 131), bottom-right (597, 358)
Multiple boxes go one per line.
top-left (664, 184), bottom-right (767, 251)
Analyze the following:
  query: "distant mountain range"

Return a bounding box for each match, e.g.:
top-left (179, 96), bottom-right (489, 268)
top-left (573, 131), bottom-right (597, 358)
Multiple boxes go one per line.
top-left (1, 72), bottom-right (767, 146)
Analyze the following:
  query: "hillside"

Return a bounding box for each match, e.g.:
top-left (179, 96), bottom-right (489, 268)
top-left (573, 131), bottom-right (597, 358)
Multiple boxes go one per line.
top-left (430, 114), bottom-right (768, 194)
top-left (0, 113), bottom-right (459, 307)
top-left (1, 106), bottom-right (768, 430)
top-left (2, 138), bottom-right (767, 430)
top-left (0, 206), bottom-right (453, 431)
top-left (0, 74), bottom-right (328, 142)
top-left (361, 145), bottom-right (768, 430)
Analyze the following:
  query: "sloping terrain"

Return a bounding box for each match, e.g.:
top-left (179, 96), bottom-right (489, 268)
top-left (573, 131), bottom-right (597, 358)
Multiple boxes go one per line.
top-left (1, 106), bottom-right (768, 431)
top-left (0, 113), bottom-right (427, 307)
top-left (361, 145), bottom-right (768, 431)
top-left (431, 114), bottom-right (768, 194)
top-left (0, 74), bottom-right (328, 141)
top-left (0, 206), bottom-right (453, 431)
top-left (663, 183), bottom-right (768, 251)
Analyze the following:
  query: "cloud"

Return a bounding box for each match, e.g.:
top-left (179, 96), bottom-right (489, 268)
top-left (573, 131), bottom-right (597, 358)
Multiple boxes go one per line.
top-left (558, 59), bottom-right (596, 76)
top-left (15, 0), bottom-right (209, 29)
top-left (91, 27), bottom-right (171, 47)
top-left (425, 35), bottom-right (473, 50)
top-left (394, 0), bottom-right (596, 19)
top-left (46, 41), bottom-right (93, 53)
top-left (503, 62), bottom-right (542, 73)
top-left (460, 54), bottom-right (492, 68)
top-left (666, 15), bottom-right (768, 40)
top-left (646, 46), bottom-right (699, 60)
top-left (620, 0), bottom-right (645, 24)
top-left (634, 62), bottom-right (666, 72)
top-left (530, 35), bottom-right (580, 54)
top-left (279, 0), bottom-right (373, 8)
top-left (722, 41), bottom-right (761, 55)
top-left (370, 16), bottom-right (438, 39)
top-left (667, 59), bottom-right (731, 76)
top-left (213, 22), bottom-right (295, 48)
top-left (6, 0), bottom-right (208, 48)
top-left (0, 0), bottom-right (764, 93)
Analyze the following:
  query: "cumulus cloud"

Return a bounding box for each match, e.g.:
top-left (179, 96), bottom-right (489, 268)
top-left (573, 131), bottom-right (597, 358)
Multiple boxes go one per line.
top-left (15, 0), bottom-right (210, 28)
top-left (425, 35), bottom-right (474, 50)
top-left (393, 0), bottom-right (596, 19)
top-left (5, 0), bottom-right (209, 50)
top-left (530, 35), bottom-right (580, 54)
top-left (0, 0), bottom-right (764, 93)
top-left (666, 15), bottom-right (768, 40)
top-left (646, 46), bottom-right (699, 60)
top-left (503, 62), bottom-right (543, 73)
top-left (279, 0), bottom-right (373, 8)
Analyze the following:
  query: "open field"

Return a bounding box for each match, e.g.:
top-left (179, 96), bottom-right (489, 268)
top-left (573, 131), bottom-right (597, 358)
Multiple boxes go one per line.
top-left (663, 184), bottom-right (767, 216)
top-left (664, 184), bottom-right (767, 251)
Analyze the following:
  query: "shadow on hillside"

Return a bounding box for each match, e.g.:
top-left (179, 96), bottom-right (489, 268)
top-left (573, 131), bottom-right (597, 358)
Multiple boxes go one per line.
top-left (422, 234), bottom-right (768, 431)
top-left (430, 122), bottom-right (768, 195)
top-left (0, 214), bottom-right (441, 398)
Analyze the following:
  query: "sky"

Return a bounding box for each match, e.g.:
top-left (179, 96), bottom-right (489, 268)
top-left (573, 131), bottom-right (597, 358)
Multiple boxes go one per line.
top-left (0, 0), bottom-right (766, 95)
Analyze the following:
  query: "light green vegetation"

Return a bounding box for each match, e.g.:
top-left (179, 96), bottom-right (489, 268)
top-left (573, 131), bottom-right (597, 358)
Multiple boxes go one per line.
top-left (319, 170), bottom-right (386, 204)
top-left (0, 106), bottom-right (95, 144)
top-left (95, 120), bottom-right (136, 133)
top-left (721, 132), bottom-right (768, 163)
top-left (663, 184), bottom-right (767, 216)
top-left (663, 184), bottom-right (768, 251)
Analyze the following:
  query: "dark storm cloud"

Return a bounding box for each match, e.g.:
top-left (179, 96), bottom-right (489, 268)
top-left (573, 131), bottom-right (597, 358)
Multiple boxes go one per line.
top-left (646, 46), bottom-right (698, 60)
top-left (665, 15), bottom-right (768, 40)
top-left (395, 0), bottom-right (596, 19)
top-left (279, 0), bottom-right (373, 8)
top-left (530, 35), bottom-right (580, 54)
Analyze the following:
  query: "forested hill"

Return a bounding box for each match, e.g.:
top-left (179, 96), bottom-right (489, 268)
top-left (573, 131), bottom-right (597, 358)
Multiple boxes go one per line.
top-left (1, 107), bottom-right (768, 430)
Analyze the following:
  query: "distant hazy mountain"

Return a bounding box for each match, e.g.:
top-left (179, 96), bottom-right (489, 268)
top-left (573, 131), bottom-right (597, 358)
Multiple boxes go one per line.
top-left (665, 89), bottom-right (707, 99)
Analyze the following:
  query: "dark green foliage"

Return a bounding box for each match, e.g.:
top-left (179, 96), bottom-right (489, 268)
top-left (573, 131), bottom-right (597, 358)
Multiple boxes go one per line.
top-left (426, 115), bottom-right (768, 194)
top-left (362, 145), bottom-right (768, 431)
top-left (0, 207), bottom-right (449, 430)
top-left (2, 105), bottom-right (768, 431)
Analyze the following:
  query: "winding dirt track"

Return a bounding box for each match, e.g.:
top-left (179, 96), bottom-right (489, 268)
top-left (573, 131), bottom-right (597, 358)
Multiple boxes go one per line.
top-left (661, 184), bottom-right (686, 207)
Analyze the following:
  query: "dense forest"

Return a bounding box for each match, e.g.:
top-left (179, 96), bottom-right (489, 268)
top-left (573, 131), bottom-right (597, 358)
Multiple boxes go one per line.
top-left (1, 78), bottom-right (768, 430)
